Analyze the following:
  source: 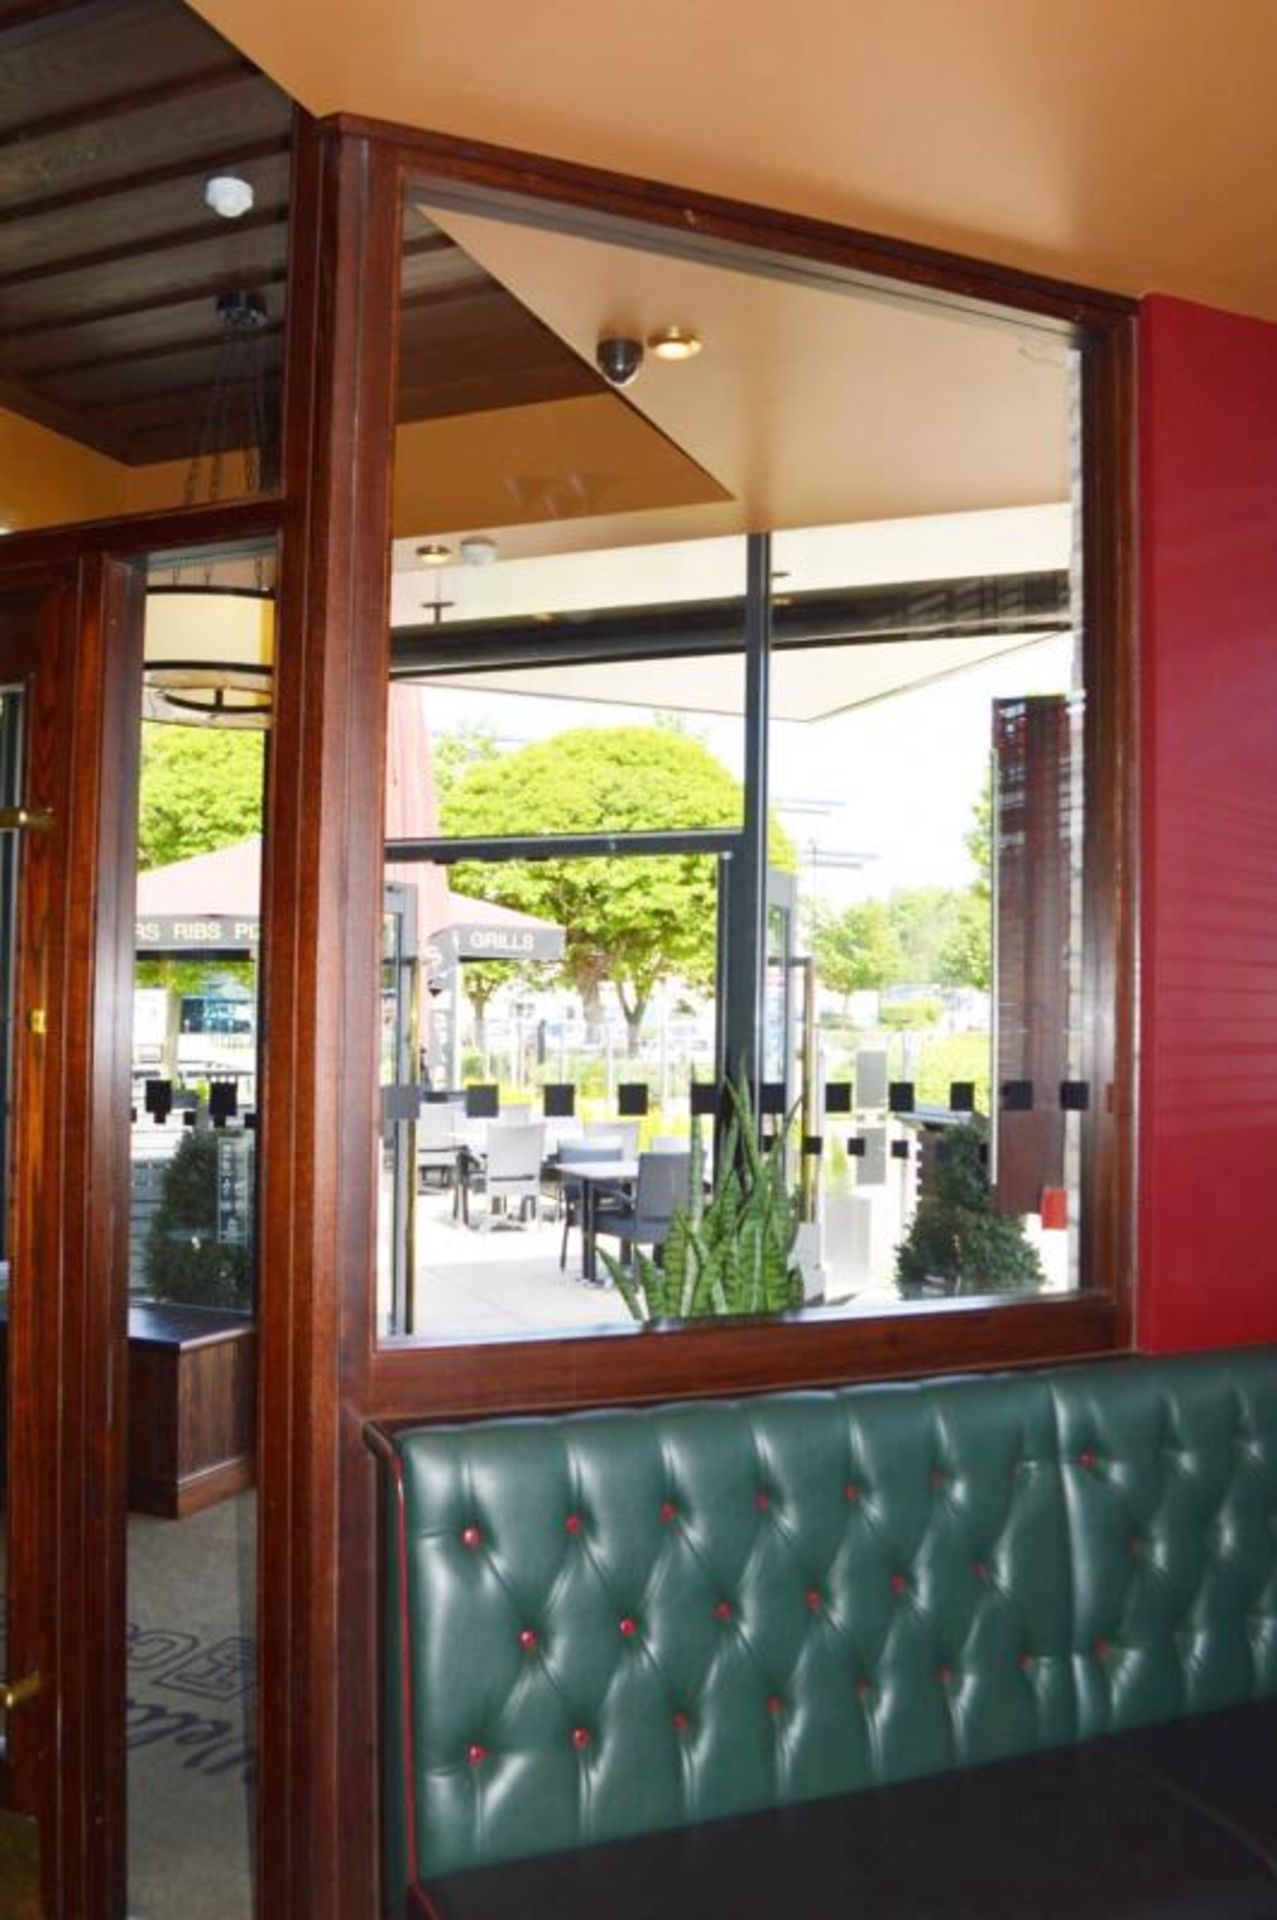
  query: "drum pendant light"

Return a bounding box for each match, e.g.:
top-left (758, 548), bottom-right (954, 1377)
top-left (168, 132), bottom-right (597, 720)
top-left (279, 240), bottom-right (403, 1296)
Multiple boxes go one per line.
top-left (143, 289), bottom-right (276, 730)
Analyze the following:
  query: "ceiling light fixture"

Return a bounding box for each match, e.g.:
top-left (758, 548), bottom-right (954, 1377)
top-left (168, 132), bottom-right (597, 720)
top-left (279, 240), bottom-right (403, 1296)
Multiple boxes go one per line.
top-left (204, 174), bottom-right (255, 220)
top-left (648, 326), bottom-right (703, 362)
top-left (459, 536), bottom-right (498, 567)
top-left (142, 290), bottom-right (275, 730)
top-left (416, 543), bottom-right (455, 567)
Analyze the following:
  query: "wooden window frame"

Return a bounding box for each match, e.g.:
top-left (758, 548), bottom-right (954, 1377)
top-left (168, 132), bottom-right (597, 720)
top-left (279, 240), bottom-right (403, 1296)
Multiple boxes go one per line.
top-left (345, 121), bottom-right (1139, 1417)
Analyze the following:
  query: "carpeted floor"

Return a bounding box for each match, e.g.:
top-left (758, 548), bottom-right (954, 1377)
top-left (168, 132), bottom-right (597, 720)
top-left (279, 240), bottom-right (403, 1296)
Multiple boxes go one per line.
top-left (127, 1492), bottom-right (257, 1920)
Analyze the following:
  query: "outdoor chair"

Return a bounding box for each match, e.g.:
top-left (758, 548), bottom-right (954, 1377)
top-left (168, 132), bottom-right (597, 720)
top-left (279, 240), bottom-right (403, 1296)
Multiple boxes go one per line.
top-left (556, 1140), bottom-right (628, 1271)
top-left (582, 1118), bottom-right (640, 1159)
top-left (417, 1098), bottom-right (461, 1192)
top-left (592, 1149), bottom-right (692, 1273)
top-left (458, 1122), bottom-right (546, 1229)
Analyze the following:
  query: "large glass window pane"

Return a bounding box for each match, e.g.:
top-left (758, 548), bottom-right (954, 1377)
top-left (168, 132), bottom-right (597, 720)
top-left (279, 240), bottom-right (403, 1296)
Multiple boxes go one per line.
top-left (383, 163), bottom-right (1107, 1345)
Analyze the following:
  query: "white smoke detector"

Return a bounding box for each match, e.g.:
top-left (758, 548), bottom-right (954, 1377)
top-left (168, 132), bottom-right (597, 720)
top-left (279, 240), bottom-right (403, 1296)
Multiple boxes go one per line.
top-left (205, 175), bottom-right (255, 220)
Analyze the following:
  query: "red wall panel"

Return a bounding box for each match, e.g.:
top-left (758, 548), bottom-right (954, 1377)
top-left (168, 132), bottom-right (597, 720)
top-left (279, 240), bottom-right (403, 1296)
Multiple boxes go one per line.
top-left (1139, 294), bottom-right (1277, 1350)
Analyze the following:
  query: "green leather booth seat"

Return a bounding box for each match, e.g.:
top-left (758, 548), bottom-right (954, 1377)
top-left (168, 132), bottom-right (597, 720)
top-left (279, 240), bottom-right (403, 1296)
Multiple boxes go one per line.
top-left (373, 1350), bottom-right (1277, 1916)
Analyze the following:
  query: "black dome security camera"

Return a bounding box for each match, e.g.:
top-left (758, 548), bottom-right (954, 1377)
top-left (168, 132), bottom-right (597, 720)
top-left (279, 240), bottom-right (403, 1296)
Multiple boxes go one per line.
top-left (595, 336), bottom-right (644, 387)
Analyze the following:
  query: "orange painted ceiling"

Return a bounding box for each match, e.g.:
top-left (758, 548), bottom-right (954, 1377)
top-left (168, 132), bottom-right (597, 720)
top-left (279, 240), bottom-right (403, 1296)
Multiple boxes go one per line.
top-left (191, 0), bottom-right (1277, 322)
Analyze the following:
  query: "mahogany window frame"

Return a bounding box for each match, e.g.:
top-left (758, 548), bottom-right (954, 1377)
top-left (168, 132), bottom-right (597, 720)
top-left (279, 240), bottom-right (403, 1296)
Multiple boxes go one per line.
top-left (344, 120), bottom-right (1138, 1421)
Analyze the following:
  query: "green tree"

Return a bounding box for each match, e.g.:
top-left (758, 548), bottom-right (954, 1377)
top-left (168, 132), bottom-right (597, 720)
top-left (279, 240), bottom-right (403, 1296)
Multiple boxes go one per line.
top-left (937, 889), bottom-right (992, 992)
top-left (460, 958), bottom-right (521, 1057)
top-left (967, 766), bottom-right (994, 900)
top-left (935, 774), bottom-right (995, 991)
top-left (441, 727), bottom-right (793, 1055)
top-left (887, 886), bottom-right (963, 985)
top-left (432, 721), bottom-right (500, 803)
top-left (138, 723), bottom-right (264, 870)
top-left (808, 899), bottom-right (903, 1004)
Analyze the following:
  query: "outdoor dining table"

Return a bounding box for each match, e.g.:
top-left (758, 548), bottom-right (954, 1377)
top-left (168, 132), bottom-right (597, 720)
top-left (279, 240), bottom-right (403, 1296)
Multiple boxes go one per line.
top-left (569, 1157), bottom-right (639, 1284)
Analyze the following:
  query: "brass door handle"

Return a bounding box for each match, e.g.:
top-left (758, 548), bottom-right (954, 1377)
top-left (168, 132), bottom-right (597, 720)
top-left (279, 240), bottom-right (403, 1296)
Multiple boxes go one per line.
top-left (0, 1673), bottom-right (41, 1712)
top-left (0, 807), bottom-right (53, 834)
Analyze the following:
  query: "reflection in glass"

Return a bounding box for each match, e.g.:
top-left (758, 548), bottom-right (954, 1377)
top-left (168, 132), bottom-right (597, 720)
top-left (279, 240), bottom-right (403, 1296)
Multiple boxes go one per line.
top-left (127, 548), bottom-right (268, 1920)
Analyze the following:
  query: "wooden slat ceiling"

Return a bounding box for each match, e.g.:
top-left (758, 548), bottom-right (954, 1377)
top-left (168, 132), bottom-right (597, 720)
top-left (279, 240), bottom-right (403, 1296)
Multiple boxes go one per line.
top-left (0, 0), bottom-right (608, 469)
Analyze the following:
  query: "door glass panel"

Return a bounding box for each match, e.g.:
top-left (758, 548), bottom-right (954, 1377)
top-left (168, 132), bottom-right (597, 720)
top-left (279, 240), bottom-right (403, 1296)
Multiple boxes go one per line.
top-left (0, 683), bottom-right (24, 1690)
top-left (126, 542), bottom-right (271, 1920)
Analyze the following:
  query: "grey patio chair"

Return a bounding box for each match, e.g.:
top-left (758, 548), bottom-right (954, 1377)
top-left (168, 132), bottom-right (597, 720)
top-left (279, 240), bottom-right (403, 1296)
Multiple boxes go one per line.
top-left (592, 1150), bottom-right (692, 1273)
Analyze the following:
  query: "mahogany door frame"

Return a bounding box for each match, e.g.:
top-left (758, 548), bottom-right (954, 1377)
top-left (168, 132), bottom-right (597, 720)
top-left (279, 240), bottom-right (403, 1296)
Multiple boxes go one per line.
top-left (0, 556), bottom-right (143, 1920)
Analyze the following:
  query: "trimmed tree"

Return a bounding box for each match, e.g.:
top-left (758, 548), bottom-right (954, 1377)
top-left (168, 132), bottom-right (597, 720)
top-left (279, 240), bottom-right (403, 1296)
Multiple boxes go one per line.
top-left (143, 1129), bottom-right (252, 1311)
top-left (441, 726), bottom-right (793, 1055)
top-left (894, 1118), bottom-right (1043, 1296)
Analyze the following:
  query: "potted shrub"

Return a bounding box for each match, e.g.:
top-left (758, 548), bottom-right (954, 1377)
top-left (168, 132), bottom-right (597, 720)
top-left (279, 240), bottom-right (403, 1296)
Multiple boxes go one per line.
top-left (893, 1116), bottom-right (1043, 1297)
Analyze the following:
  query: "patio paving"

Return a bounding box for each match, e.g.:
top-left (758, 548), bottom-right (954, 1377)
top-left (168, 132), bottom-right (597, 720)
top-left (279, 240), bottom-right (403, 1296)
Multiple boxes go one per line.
top-left (410, 1191), bottom-right (634, 1338)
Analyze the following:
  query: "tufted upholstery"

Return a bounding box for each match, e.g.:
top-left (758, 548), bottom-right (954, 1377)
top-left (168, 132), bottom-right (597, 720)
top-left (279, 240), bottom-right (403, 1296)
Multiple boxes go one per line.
top-left (375, 1349), bottom-right (1277, 1908)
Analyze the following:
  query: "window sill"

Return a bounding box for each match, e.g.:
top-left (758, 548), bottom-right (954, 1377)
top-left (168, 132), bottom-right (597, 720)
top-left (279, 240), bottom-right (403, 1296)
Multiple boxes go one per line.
top-left (368, 1289), bottom-right (1122, 1420)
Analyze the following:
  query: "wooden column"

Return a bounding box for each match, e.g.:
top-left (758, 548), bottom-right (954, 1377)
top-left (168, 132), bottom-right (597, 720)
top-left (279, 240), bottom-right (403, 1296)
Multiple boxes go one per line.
top-left (255, 119), bottom-right (400, 1919)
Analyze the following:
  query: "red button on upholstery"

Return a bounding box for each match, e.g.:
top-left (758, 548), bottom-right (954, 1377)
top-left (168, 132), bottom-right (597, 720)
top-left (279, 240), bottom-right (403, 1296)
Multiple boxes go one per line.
top-left (1079, 1449), bottom-right (1097, 1471)
top-left (660, 1501), bottom-right (678, 1524)
top-left (460, 1525), bottom-right (482, 1550)
top-left (467, 1743), bottom-right (487, 1767)
top-left (571, 1727), bottom-right (591, 1751)
top-left (672, 1710), bottom-right (689, 1733)
top-left (973, 1560), bottom-right (989, 1581)
top-left (1018, 1652), bottom-right (1034, 1672)
top-left (844, 1483), bottom-right (860, 1503)
top-left (805, 1588), bottom-right (822, 1612)
top-left (767, 1695), bottom-right (783, 1716)
top-left (938, 1664), bottom-right (953, 1684)
top-left (890, 1573), bottom-right (909, 1597)
top-left (755, 1491), bottom-right (771, 1512)
top-left (1094, 1637), bottom-right (1111, 1660)
top-left (930, 1470), bottom-right (946, 1491)
top-left (714, 1600), bottom-right (733, 1623)
top-left (519, 1628), bottom-right (539, 1652)
top-left (855, 1677), bottom-right (873, 1699)
top-left (619, 1616), bottom-right (638, 1638)
top-left (565, 1513), bottom-right (582, 1536)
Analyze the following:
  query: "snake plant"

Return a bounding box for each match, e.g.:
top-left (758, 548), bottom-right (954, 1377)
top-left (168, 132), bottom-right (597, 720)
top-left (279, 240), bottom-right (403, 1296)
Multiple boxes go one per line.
top-left (601, 1076), bottom-right (805, 1323)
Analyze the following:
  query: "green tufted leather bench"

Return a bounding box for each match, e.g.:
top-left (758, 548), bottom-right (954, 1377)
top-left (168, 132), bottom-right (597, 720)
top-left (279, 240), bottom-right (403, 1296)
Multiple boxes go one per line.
top-left (372, 1350), bottom-right (1277, 1918)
